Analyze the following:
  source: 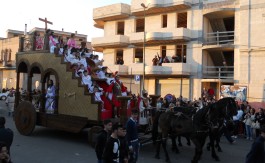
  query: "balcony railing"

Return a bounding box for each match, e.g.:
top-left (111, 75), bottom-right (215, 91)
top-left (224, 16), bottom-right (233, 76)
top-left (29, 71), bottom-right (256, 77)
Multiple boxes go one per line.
top-left (131, 0), bottom-right (192, 16)
top-left (203, 0), bottom-right (236, 9)
top-left (93, 3), bottom-right (131, 21)
top-left (92, 35), bottom-right (130, 48)
top-left (127, 63), bottom-right (191, 75)
top-left (203, 66), bottom-right (234, 79)
top-left (204, 31), bottom-right (234, 45)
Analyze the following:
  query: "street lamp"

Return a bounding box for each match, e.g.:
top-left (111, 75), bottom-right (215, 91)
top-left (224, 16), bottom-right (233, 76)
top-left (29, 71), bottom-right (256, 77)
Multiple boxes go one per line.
top-left (141, 3), bottom-right (148, 92)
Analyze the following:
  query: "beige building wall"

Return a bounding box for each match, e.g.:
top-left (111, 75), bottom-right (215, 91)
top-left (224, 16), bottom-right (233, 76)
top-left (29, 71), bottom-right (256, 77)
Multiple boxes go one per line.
top-left (93, 0), bottom-right (265, 102)
top-left (236, 0), bottom-right (265, 102)
top-left (0, 37), bottom-right (20, 90)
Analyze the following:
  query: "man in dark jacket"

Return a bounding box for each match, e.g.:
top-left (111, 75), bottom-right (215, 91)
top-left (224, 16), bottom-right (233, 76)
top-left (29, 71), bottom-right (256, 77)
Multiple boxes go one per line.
top-left (126, 109), bottom-right (139, 163)
top-left (246, 125), bottom-right (265, 163)
top-left (95, 119), bottom-right (112, 163)
top-left (0, 117), bottom-right (13, 160)
top-left (102, 123), bottom-right (123, 163)
top-left (119, 127), bottom-right (129, 163)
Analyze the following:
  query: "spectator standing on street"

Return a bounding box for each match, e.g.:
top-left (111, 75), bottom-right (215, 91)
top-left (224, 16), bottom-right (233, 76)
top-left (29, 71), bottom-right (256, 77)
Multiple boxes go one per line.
top-left (126, 109), bottom-right (139, 163)
top-left (6, 92), bottom-right (15, 117)
top-left (245, 125), bottom-right (265, 163)
top-left (102, 123), bottom-right (123, 163)
top-left (255, 108), bottom-right (265, 137)
top-left (119, 126), bottom-right (129, 163)
top-left (0, 117), bottom-right (13, 161)
top-left (95, 119), bottom-right (112, 163)
top-left (232, 106), bottom-right (244, 138)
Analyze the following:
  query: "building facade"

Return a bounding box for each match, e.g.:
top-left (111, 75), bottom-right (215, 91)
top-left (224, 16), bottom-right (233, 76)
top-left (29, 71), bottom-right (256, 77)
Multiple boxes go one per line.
top-left (0, 28), bottom-right (91, 91)
top-left (92, 0), bottom-right (265, 102)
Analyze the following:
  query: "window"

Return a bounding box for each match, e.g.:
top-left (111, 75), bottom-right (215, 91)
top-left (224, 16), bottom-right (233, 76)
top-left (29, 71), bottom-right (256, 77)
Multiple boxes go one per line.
top-left (116, 50), bottom-right (124, 65)
top-left (175, 44), bottom-right (187, 63)
top-left (79, 39), bottom-right (83, 41)
top-left (117, 21), bottom-right (125, 35)
top-left (162, 15), bottom-right (167, 28)
top-left (136, 18), bottom-right (144, 32)
top-left (161, 46), bottom-right (167, 58)
top-left (134, 48), bottom-right (143, 63)
top-left (177, 12), bottom-right (187, 28)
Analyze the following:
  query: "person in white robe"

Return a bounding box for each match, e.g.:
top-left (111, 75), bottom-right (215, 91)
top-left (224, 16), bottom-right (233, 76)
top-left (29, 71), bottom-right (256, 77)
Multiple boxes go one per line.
top-left (45, 79), bottom-right (56, 114)
top-left (139, 90), bottom-right (151, 126)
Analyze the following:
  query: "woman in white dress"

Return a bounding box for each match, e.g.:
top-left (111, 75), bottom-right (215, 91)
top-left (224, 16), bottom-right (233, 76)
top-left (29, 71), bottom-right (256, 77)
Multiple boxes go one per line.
top-left (45, 79), bottom-right (56, 114)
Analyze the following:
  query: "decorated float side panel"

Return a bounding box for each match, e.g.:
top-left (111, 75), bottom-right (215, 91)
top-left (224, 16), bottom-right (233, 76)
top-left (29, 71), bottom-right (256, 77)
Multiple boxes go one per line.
top-left (17, 52), bottom-right (98, 120)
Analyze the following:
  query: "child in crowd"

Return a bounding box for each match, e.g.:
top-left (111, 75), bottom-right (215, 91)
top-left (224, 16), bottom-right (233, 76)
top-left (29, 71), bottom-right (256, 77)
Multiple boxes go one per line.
top-left (80, 52), bottom-right (88, 68)
top-left (97, 67), bottom-right (107, 79)
top-left (59, 44), bottom-right (64, 55)
top-left (94, 87), bottom-right (104, 103)
top-left (82, 70), bottom-right (92, 89)
top-left (106, 73), bottom-right (115, 85)
top-left (49, 32), bottom-right (59, 53)
top-left (75, 64), bottom-right (86, 77)
top-left (93, 55), bottom-right (104, 68)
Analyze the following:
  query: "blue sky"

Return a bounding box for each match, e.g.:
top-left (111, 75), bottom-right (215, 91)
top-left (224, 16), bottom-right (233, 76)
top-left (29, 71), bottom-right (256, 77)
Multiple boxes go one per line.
top-left (0, 0), bottom-right (131, 41)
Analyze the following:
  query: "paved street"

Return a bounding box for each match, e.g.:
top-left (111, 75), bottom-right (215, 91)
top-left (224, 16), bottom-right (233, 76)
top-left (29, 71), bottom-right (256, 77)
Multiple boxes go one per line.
top-left (0, 101), bottom-right (253, 163)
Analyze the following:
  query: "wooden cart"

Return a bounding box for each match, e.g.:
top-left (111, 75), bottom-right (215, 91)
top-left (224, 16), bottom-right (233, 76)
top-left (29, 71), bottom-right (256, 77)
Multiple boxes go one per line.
top-left (14, 37), bottom-right (132, 146)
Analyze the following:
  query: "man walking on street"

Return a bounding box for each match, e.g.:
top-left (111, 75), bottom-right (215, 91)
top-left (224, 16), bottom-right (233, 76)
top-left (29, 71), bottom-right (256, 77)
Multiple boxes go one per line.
top-left (102, 123), bottom-right (123, 163)
top-left (126, 109), bottom-right (139, 163)
top-left (95, 119), bottom-right (112, 163)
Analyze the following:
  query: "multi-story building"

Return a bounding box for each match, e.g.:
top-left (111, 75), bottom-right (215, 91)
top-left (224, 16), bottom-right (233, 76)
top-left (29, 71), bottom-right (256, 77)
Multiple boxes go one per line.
top-left (0, 28), bottom-right (91, 90)
top-left (92, 0), bottom-right (265, 103)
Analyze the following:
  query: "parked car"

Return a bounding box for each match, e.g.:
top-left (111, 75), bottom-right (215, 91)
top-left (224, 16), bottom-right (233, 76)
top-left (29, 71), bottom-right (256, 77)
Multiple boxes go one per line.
top-left (0, 91), bottom-right (10, 100)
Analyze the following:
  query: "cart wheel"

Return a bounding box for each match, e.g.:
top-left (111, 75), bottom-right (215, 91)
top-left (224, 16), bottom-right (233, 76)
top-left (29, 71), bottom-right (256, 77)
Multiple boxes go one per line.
top-left (88, 126), bottom-right (102, 148)
top-left (14, 101), bottom-right (36, 136)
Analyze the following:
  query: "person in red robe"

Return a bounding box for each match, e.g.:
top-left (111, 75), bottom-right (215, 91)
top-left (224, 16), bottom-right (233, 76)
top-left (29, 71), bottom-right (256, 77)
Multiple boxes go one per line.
top-left (106, 73), bottom-right (127, 117)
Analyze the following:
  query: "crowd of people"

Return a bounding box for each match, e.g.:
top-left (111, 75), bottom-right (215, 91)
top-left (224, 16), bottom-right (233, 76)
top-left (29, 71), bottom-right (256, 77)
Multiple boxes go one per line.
top-left (31, 29), bottom-right (265, 163)
top-left (95, 109), bottom-right (139, 163)
top-left (152, 53), bottom-right (186, 66)
top-left (47, 30), bottom-right (129, 115)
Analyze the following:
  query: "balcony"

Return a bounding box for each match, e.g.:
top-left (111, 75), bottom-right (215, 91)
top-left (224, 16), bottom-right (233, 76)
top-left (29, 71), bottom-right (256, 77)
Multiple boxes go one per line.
top-left (131, 0), bottom-right (192, 16)
top-left (203, 31), bottom-right (234, 49)
top-left (203, 66), bottom-right (234, 82)
top-left (203, 0), bottom-right (236, 10)
top-left (130, 28), bottom-right (191, 46)
top-left (106, 65), bottom-right (128, 75)
top-left (93, 3), bottom-right (131, 22)
top-left (127, 63), bottom-right (191, 76)
top-left (92, 35), bottom-right (130, 50)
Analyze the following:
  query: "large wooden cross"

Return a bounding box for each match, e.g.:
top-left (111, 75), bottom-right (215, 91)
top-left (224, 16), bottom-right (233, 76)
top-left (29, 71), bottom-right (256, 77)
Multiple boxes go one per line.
top-left (39, 17), bottom-right (53, 30)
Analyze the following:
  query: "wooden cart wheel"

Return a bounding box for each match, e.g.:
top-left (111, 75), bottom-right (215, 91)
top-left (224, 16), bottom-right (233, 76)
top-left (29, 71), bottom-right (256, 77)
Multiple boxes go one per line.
top-left (14, 101), bottom-right (36, 136)
top-left (88, 126), bottom-right (102, 148)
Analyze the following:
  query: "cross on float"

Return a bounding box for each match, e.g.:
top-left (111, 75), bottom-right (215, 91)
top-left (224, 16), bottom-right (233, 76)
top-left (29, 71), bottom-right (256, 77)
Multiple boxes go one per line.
top-left (39, 17), bottom-right (53, 30)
